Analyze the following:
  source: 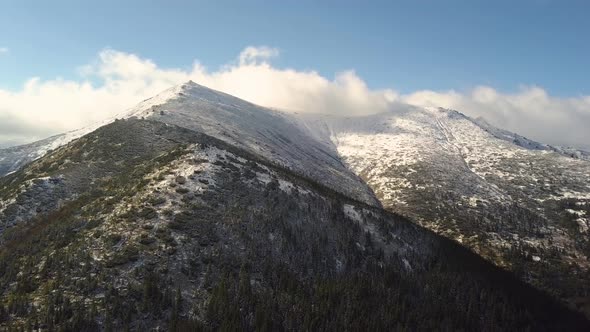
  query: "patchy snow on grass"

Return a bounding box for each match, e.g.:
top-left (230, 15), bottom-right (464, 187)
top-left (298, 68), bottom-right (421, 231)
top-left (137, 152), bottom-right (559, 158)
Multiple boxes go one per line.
top-left (278, 179), bottom-right (295, 194)
top-left (256, 172), bottom-right (272, 185)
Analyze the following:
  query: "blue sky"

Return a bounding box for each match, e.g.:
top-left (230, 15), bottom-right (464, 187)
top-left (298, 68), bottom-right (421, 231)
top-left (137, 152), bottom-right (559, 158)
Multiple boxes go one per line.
top-left (1, 0), bottom-right (590, 149)
top-left (1, 0), bottom-right (589, 95)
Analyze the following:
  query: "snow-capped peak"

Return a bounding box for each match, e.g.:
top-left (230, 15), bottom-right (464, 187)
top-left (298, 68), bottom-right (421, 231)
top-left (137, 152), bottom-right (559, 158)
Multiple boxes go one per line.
top-left (123, 81), bottom-right (380, 205)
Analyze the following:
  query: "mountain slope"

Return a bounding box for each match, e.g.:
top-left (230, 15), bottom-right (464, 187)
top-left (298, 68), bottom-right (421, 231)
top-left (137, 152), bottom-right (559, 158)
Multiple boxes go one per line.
top-left (0, 119), bottom-right (587, 330)
top-left (296, 106), bottom-right (590, 315)
top-left (0, 82), bottom-right (378, 206)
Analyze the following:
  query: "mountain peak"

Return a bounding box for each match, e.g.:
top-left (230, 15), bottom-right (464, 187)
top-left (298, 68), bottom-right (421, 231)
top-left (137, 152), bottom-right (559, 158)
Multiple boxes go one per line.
top-left (168, 80), bottom-right (252, 107)
top-left (179, 79), bottom-right (204, 91)
top-left (141, 80), bottom-right (211, 106)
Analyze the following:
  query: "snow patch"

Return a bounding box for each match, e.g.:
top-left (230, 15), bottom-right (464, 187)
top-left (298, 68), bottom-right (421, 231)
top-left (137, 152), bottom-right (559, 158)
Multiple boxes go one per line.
top-left (565, 209), bottom-right (586, 217)
top-left (577, 218), bottom-right (589, 233)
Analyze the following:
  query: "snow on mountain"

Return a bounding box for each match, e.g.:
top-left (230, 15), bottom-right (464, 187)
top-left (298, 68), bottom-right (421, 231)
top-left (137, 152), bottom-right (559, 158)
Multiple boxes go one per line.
top-left (294, 106), bottom-right (590, 312)
top-left (295, 106), bottom-right (590, 216)
top-left (295, 107), bottom-right (512, 210)
top-left (2, 81), bottom-right (590, 317)
top-left (129, 81), bottom-right (379, 205)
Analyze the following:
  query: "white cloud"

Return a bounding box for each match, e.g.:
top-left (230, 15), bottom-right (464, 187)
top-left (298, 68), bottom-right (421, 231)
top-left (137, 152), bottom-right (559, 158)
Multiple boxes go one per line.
top-left (0, 46), bottom-right (589, 150)
top-left (0, 47), bottom-right (8, 54)
top-left (238, 46), bottom-right (279, 66)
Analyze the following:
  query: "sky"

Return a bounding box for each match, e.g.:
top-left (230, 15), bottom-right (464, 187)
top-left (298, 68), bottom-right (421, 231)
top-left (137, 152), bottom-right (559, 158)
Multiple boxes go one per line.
top-left (0, 0), bottom-right (589, 149)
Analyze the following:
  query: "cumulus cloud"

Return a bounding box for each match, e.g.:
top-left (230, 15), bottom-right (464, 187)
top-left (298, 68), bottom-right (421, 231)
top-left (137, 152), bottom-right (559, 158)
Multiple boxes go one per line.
top-left (238, 46), bottom-right (279, 66)
top-left (0, 46), bottom-right (589, 150)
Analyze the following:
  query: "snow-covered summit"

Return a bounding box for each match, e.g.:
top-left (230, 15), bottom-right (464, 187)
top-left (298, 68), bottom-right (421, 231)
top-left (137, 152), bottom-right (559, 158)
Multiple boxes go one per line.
top-left (126, 81), bottom-right (380, 205)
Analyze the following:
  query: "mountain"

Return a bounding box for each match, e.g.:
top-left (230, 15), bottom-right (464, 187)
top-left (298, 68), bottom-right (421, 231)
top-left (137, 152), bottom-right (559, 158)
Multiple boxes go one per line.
top-left (0, 82), bottom-right (589, 330)
top-left (295, 106), bottom-right (590, 315)
top-left (0, 82), bottom-right (377, 206)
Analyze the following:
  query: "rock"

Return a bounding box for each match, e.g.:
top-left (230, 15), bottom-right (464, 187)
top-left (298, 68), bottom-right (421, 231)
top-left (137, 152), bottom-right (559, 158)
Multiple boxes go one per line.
top-left (175, 187), bottom-right (190, 194)
top-left (149, 196), bottom-right (166, 206)
top-left (139, 207), bottom-right (157, 219)
top-left (175, 176), bottom-right (187, 184)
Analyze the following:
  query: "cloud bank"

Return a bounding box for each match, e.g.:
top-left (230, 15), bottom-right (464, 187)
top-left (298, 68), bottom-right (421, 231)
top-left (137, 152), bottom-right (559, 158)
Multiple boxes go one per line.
top-left (1, 46), bottom-right (589, 149)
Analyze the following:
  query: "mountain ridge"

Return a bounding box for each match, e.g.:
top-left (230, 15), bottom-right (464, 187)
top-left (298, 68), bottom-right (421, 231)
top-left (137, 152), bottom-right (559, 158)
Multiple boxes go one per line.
top-left (1, 81), bottom-right (590, 324)
top-left (2, 81), bottom-right (588, 180)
